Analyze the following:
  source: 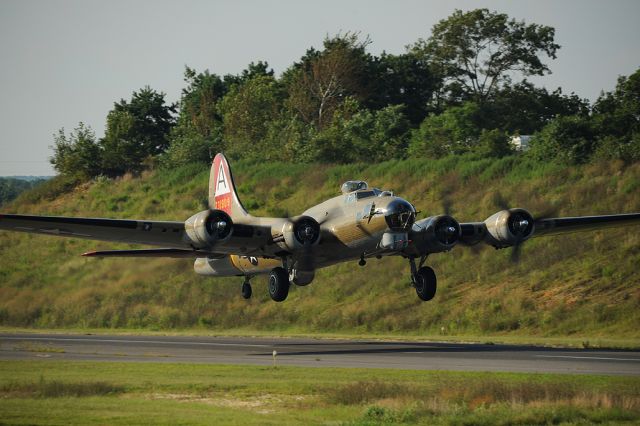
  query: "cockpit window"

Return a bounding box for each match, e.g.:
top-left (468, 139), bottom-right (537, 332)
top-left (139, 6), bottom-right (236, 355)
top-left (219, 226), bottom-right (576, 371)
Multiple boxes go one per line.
top-left (341, 181), bottom-right (368, 194)
top-left (356, 191), bottom-right (376, 200)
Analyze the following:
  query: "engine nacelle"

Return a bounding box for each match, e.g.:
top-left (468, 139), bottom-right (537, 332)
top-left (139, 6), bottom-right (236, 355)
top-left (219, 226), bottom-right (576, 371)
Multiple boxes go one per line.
top-left (184, 209), bottom-right (233, 248)
top-left (484, 208), bottom-right (534, 248)
top-left (279, 215), bottom-right (321, 251)
top-left (410, 215), bottom-right (461, 253)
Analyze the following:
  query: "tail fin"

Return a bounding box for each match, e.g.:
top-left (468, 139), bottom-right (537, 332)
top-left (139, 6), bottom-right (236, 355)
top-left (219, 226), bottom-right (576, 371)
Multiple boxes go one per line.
top-left (209, 153), bottom-right (249, 219)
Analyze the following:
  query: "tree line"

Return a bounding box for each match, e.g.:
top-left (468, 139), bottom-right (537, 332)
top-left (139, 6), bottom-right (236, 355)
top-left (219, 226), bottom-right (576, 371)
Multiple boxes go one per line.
top-left (51, 8), bottom-right (640, 183)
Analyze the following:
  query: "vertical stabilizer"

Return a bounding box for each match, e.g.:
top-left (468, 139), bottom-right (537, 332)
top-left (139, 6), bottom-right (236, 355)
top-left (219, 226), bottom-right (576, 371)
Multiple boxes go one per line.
top-left (209, 153), bottom-right (249, 219)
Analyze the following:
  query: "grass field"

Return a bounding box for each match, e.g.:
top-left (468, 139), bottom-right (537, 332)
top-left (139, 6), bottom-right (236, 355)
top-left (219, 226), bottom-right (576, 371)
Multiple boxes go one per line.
top-left (0, 360), bottom-right (639, 425)
top-left (1, 156), bottom-right (639, 343)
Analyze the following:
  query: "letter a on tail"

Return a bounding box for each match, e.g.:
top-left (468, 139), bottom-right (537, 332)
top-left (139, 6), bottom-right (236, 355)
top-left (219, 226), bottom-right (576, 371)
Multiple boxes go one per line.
top-left (209, 153), bottom-right (249, 219)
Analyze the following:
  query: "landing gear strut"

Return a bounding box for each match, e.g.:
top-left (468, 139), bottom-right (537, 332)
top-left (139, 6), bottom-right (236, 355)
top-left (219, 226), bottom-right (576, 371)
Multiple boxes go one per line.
top-left (241, 278), bottom-right (252, 299)
top-left (409, 256), bottom-right (437, 301)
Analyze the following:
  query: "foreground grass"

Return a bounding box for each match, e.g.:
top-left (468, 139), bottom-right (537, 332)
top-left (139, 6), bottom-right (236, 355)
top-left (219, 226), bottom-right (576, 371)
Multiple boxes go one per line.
top-left (0, 360), bottom-right (638, 425)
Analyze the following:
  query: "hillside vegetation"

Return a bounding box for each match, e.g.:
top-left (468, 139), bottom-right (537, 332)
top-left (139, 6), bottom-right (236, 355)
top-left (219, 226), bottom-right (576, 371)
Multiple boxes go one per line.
top-left (1, 156), bottom-right (639, 342)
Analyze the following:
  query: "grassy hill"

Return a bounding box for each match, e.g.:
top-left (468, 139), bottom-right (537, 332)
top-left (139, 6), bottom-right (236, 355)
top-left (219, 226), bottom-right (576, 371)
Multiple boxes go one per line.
top-left (1, 155), bottom-right (639, 344)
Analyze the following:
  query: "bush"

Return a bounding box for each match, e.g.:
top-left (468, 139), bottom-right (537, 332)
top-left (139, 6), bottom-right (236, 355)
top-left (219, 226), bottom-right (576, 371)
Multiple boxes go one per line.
top-left (529, 115), bottom-right (596, 164)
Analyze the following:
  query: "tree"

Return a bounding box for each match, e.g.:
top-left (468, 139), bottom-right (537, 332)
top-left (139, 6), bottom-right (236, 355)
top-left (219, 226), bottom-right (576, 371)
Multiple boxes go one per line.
top-left (286, 33), bottom-right (372, 129)
top-left (410, 9), bottom-right (559, 104)
top-left (593, 69), bottom-right (640, 140)
top-left (529, 115), bottom-right (595, 164)
top-left (312, 99), bottom-right (411, 163)
top-left (367, 52), bottom-right (440, 124)
top-left (409, 102), bottom-right (482, 158)
top-left (50, 123), bottom-right (102, 181)
top-left (161, 68), bottom-right (228, 167)
top-left (223, 61), bottom-right (274, 88)
top-left (592, 68), bottom-right (640, 161)
top-left (219, 75), bottom-right (282, 160)
top-left (483, 81), bottom-right (590, 134)
top-left (101, 87), bottom-right (176, 175)
top-left (180, 67), bottom-right (227, 141)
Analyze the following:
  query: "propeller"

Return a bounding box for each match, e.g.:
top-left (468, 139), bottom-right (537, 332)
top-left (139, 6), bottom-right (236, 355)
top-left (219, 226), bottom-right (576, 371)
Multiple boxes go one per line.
top-left (289, 215), bottom-right (326, 273)
top-left (508, 211), bottom-right (533, 263)
top-left (490, 191), bottom-right (559, 263)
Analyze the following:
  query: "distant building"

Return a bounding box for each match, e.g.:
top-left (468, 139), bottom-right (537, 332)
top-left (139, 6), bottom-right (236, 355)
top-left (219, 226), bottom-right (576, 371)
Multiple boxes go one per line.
top-left (510, 135), bottom-right (532, 152)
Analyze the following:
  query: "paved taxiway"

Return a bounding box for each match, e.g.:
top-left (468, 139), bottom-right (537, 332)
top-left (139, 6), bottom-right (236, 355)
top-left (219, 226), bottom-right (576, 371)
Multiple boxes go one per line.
top-left (1, 333), bottom-right (639, 375)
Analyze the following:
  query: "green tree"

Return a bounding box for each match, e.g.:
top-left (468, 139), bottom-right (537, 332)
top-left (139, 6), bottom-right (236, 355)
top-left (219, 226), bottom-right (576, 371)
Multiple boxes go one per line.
top-left (409, 102), bottom-right (482, 158)
top-left (223, 61), bottom-right (274, 88)
top-left (592, 68), bottom-right (640, 161)
top-left (485, 82), bottom-right (590, 134)
top-left (101, 87), bottom-right (175, 176)
top-left (0, 178), bottom-right (45, 206)
top-left (312, 99), bottom-right (411, 163)
top-left (162, 68), bottom-right (227, 167)
top-left (286, 33), bottom-right (372, 129)
top-left (219, 75), bottom-right (283, 161)
top-left (411, 9), bottom-right (559, 104)
top-left (264, 116), bottom-right (317, 163)
top-left (367, 52), bottom-right (440, 124)
top-left (476, 129), bottom-right (513, 157)
top-left (50, 122), bottom-right (103, 181)
top-left (529, 115), bottom-right (595, 164)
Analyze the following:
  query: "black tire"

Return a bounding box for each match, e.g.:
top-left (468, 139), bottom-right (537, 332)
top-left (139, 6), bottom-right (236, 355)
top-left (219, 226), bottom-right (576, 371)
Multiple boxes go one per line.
top-left (414, 266), bottom-right (437, 301)
top-left (242, 282), bottom-right (252, 299)
top-left (268, 267), bottom-right (290, 302)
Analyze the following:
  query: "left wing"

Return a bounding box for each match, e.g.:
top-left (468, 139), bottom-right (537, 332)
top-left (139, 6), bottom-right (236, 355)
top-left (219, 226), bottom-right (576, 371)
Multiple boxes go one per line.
top-left (0, 214), bottom-right (191, 249)
top-left (81, 248), bottom-right (216, 258)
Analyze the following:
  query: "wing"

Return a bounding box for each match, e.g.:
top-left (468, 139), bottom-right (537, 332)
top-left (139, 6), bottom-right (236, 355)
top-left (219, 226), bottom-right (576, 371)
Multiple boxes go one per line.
top-left (0, 213), bottom-right (286, 258)
top-left (0, 213), bottom-right (191, 249)
top-left (82, 248), bottom-right (217, 258)
top-left (459, 211), bottom-right (640, 248)
top-left (533, 213), bottom-right (640, 237)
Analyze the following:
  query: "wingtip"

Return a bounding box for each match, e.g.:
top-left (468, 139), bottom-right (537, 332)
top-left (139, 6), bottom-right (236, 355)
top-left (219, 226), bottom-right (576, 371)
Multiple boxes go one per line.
top-left (81, 251), bottom-right (97, 257)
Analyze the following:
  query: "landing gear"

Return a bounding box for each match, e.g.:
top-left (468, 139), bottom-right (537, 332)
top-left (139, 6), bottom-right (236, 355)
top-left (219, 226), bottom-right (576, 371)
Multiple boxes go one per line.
top-left (268, 267), bottom-right (290, 302)
top-left (409, 256), bottom-right (437, 301)
top-left (358, 254), bottom-right (366, 267)
top-left (414, 266), bottom-right (437, 301)
top-left (241, 279), bottom-right (252, 299)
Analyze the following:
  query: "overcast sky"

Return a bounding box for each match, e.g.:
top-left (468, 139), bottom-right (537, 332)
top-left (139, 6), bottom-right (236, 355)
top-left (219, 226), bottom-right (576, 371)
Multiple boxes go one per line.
top-left (1, 0), bottom-right (638, 176)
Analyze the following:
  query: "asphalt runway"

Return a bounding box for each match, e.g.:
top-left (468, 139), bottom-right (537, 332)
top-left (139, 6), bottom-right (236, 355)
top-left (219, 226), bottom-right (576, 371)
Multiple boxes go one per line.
top-left (1, 333), bottom-right (639, 376)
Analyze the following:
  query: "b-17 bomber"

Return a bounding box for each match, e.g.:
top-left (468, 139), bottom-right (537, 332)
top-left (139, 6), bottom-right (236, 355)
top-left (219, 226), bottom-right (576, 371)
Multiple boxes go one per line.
top-left (1, 153), bottom-right (639, 302)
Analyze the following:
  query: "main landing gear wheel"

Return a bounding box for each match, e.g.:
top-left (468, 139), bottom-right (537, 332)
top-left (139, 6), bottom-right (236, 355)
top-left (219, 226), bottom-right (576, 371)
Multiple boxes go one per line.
top-left (242, 281), bottom-right (252, 299)
top-left (268, 267), bottom-right (290, 302)
top-left (414, 266), bottom-right (437, 301)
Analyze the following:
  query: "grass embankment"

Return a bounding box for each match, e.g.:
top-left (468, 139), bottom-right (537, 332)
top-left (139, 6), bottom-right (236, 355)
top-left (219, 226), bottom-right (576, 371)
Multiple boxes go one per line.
top-left (0, 360), bottom-right (638, 425)
top-left (0, 156), bottom-right (639, 343)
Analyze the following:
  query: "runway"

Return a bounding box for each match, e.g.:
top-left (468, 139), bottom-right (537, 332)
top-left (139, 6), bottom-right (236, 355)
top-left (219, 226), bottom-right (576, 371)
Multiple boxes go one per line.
top-left (1, 333), bottom-right (639, 375)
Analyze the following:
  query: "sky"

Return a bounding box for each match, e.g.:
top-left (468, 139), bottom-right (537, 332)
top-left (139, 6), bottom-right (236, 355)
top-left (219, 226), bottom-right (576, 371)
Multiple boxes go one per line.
top-left (0, 0), bottom-right (638, 176)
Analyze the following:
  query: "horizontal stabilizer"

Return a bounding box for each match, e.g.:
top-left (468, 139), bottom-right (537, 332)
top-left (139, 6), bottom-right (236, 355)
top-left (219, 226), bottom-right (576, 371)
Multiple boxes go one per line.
top-left (82, 248), bottom-right (215, 258)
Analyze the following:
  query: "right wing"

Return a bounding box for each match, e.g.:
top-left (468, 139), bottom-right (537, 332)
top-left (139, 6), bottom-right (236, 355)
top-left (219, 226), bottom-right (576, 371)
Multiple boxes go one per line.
top-left (0, 213), bottom-right (280, 258)
top-left (81, 248), bottom-right (219, 258)
top-left (0, 213), bottom-right (191, 249)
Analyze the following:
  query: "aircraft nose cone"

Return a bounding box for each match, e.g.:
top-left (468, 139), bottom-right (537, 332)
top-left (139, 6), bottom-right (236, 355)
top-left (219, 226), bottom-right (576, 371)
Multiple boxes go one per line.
top-left (384, 198), bottom-right (416, 231)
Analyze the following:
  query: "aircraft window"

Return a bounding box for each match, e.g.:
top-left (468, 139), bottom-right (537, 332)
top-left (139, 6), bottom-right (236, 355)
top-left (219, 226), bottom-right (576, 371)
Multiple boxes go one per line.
top-left (356, 191), bottom-right (376, 200)
top-left (341, 181), bottom-right (368, 194)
